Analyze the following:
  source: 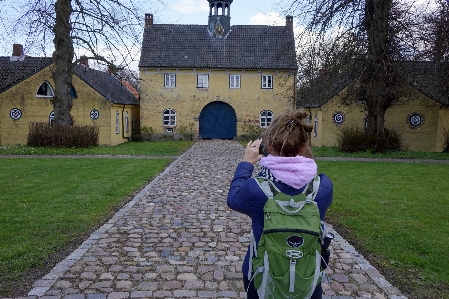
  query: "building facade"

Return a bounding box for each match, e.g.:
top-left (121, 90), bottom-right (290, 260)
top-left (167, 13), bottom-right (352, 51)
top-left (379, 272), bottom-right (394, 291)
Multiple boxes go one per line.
top-left (299, 63), bottom-right (449, 152)
top-left (0, 45), bottom-right (140, 146)
top-left (138, 0), bottom-right (298, 139)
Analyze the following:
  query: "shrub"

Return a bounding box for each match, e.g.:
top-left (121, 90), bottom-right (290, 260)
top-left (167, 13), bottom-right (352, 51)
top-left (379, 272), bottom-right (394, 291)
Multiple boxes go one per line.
top-left (139, 126), bottom-right (154, 141)
top-left (177, 123), bottom-right (195, 141)
top-left (238, 118), bottom-right (265, 141)
top-left (27, 122), bottom-right (99, 148)
top-left (336, 125), bottom-right (404, 153)
top-left (131, 134), bottom-right (144, 142)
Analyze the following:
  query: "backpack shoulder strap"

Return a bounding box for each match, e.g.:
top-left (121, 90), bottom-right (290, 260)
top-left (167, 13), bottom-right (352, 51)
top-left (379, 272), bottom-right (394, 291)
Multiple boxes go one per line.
top-left (303, 175), bottom-right (320, 202)
top-left (254, 177), bottom-right (280, 200)
top-left (255, 176), bottom-right (320, 201)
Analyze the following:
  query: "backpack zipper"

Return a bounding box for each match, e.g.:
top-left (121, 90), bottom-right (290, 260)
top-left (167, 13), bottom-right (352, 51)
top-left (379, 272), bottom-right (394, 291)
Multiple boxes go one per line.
top-left (263, 228), bottom-right (319, 236)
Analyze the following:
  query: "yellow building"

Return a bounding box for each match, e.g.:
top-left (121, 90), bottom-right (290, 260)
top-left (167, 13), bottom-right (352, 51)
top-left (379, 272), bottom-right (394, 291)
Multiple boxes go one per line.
top-left (138, 0), bottom-right (297, 139)
top-left (299, 62), bottom-right (449, 152)
top-left (0, 45), bottom-right (140, 146)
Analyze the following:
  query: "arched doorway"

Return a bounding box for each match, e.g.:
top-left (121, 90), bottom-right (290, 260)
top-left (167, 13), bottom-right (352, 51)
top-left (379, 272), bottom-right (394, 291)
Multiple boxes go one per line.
top-left (199, 101), bottom-right (236, 139)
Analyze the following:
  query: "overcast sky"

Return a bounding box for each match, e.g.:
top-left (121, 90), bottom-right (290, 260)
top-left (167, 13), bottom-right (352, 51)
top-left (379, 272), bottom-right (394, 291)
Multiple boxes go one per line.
top-left (0, 0), bottom-right (288, 71)
top-left (150, 0), bottom-right (285, 26)
top-left (0, 0), bottom-right (285, 55)
top-left (1, 0), bottom-right (436, 70)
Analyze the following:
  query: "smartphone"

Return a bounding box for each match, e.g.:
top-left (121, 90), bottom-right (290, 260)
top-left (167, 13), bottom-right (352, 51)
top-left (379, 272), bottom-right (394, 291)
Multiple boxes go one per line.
top-left (259, 142), bottom-right (265, 155)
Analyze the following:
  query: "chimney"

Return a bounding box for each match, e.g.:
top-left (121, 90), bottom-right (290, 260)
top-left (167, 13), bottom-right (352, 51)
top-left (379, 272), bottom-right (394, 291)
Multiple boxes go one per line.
top-left (12, 44), bottom-right (24, 56)
top-left (286, 15), bottom-right (293, 31)
top-left (80, 55), bottom-right (89, 68)
top-left (145, 14), bottom-right (153, 27)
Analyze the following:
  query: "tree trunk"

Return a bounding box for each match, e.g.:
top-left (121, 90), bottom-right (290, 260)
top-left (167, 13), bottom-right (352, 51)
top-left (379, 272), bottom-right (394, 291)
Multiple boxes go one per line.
top-left (52, 0), bottom-right (74, 126)
top-left (362, 0), bottom-right (394, 135)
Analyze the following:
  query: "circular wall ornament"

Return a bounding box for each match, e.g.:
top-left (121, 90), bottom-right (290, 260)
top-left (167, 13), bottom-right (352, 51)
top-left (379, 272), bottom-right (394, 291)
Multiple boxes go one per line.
top-left (90, 109), bottom-right (100, 120)
top-left (10, 108), bottom-right (22, 120)
top-left (332, 111), bottom-right (345, 125)
top-left (407, 112), bottom-right (424, 129)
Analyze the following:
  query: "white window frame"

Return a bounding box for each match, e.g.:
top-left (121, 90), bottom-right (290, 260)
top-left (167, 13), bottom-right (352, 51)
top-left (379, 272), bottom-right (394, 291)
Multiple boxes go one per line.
top-left (261, 75), bottom-right (273, 89)
top-left (229, 74), bottom-right (240, 88)
top-left (197, 74), bottom-right (209, 88)
top-left (36, 81), bottom-right (55, 98)
top-left (115, 111), bottom-right (120, 134)
top-left (163, 108), bottom-right (176, 126)
top-left (164, 73), bottom-right (176, 87)
top-left (49, 111), bottom-right (55, 124)
top-left (260, 110), bottom-right (273, 128)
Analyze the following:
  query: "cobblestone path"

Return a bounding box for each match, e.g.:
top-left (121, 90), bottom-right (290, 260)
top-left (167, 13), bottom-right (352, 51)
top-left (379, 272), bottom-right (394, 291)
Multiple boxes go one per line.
top-left (16, 140), bottom-right (407, 299)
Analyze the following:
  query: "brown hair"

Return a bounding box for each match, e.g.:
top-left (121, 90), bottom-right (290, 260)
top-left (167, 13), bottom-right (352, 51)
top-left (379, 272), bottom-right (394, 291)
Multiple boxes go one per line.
top-left (263, 109), bottom-right (313, 157)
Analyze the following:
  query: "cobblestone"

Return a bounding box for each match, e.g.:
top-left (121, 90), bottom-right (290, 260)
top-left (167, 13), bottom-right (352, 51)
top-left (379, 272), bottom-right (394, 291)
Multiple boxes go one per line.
top-left (6, 141), bottom-right (408, 299)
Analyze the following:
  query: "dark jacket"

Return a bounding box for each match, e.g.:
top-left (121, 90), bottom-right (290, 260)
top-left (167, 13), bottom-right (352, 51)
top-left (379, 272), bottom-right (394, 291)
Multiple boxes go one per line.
top-left (227, 161), bottom-right (333, 279)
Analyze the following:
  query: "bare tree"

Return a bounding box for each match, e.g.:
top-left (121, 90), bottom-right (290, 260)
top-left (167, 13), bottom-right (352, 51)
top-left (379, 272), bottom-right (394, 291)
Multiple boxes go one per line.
top-left (282, 0), bottom-right (418, 136)
top-left (3, 0), bottom-right (157, 126)
top-left (419, 0), bottom-right (449, 62)
top-left (417, 0), bottom-right (449, 99)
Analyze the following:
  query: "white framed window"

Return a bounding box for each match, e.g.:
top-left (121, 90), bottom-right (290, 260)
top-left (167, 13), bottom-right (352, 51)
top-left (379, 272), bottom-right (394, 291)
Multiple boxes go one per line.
top-left (229, 75), bottom-right (240, 88)
top-left (261, 75), bottom-right (273, 89)
top-left (115, 111), bottom-right (120, 134)
top-left (36, 81), bottom-right (54, 97)
top-left (49, 111), bottom-right (55, 124)
top-left (163, 108), bottom-right (176, 126)
top-left (197, 74), bottom-right (209, 88)
top-left (260, 110), bottom-right (273, 128)
top-left (125, 111), bottom-right (129, 132)
top-left (164, 73), bottom-right (176, 87)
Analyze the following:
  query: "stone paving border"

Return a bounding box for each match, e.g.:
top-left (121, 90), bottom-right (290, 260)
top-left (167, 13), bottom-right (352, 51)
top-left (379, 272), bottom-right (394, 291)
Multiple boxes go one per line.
top-left (0, 155), bottom-right (178, 159)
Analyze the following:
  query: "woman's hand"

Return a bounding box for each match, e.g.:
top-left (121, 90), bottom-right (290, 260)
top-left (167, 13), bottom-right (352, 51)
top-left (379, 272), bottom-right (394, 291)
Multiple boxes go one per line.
top-left (243, 138), bottom-right (263, 164)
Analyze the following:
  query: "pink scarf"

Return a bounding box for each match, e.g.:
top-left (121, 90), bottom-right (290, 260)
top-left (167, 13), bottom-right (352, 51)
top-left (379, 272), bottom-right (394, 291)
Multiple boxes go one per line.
top-left (260, 155), bottom-right (317, 189)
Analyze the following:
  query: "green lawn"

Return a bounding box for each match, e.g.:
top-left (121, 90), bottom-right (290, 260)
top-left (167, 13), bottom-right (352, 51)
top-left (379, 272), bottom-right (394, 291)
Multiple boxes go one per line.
top-left (0, 140), bottom-right (195, 156)
top-left (313, 146), bottom-right (449, 160)
top-left (0, 141), bottom-right (447, 298)
top-left (318, 161), bottom-right (449, 299)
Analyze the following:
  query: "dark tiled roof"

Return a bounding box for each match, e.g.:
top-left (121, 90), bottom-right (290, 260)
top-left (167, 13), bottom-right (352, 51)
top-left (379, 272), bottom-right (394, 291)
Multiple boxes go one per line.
top-left (402, 61), bottom-right (449, 106)
top-left (139, 25), bottom-right (297, 70)
top-left (298, 68), bottom-right (362, 108)
top-left (0, 56), bottom-right (139, 105)
top-left (74, 65), bottom-right (139, 105)
top-left (0, 56), bottom-right (53, 93)
top-left (299, 61), bottom-right (449, 108)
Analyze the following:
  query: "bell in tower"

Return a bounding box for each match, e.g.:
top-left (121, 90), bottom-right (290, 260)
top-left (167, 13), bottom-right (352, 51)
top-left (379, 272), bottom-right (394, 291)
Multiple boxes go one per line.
top-left (207, 0), bottom-right (233, 38)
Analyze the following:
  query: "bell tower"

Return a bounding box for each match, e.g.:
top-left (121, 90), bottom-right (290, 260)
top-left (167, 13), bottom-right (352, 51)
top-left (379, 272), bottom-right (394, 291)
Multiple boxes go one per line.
top-left (207, 0), bottom-right (233, 39)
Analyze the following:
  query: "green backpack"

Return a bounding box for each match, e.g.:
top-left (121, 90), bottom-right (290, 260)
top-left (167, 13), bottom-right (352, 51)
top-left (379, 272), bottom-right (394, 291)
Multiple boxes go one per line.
top-left (248, 176), bottom-right (324, 299)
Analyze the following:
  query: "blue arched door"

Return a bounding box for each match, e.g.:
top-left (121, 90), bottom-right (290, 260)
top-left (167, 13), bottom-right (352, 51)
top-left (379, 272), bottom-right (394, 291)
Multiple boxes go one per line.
top-left (199, 101), bottom-right (236, 139)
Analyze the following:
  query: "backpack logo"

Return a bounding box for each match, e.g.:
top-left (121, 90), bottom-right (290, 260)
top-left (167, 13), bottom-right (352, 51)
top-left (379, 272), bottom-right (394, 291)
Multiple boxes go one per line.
top-left (286, 235), bottom-right (304, 247)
